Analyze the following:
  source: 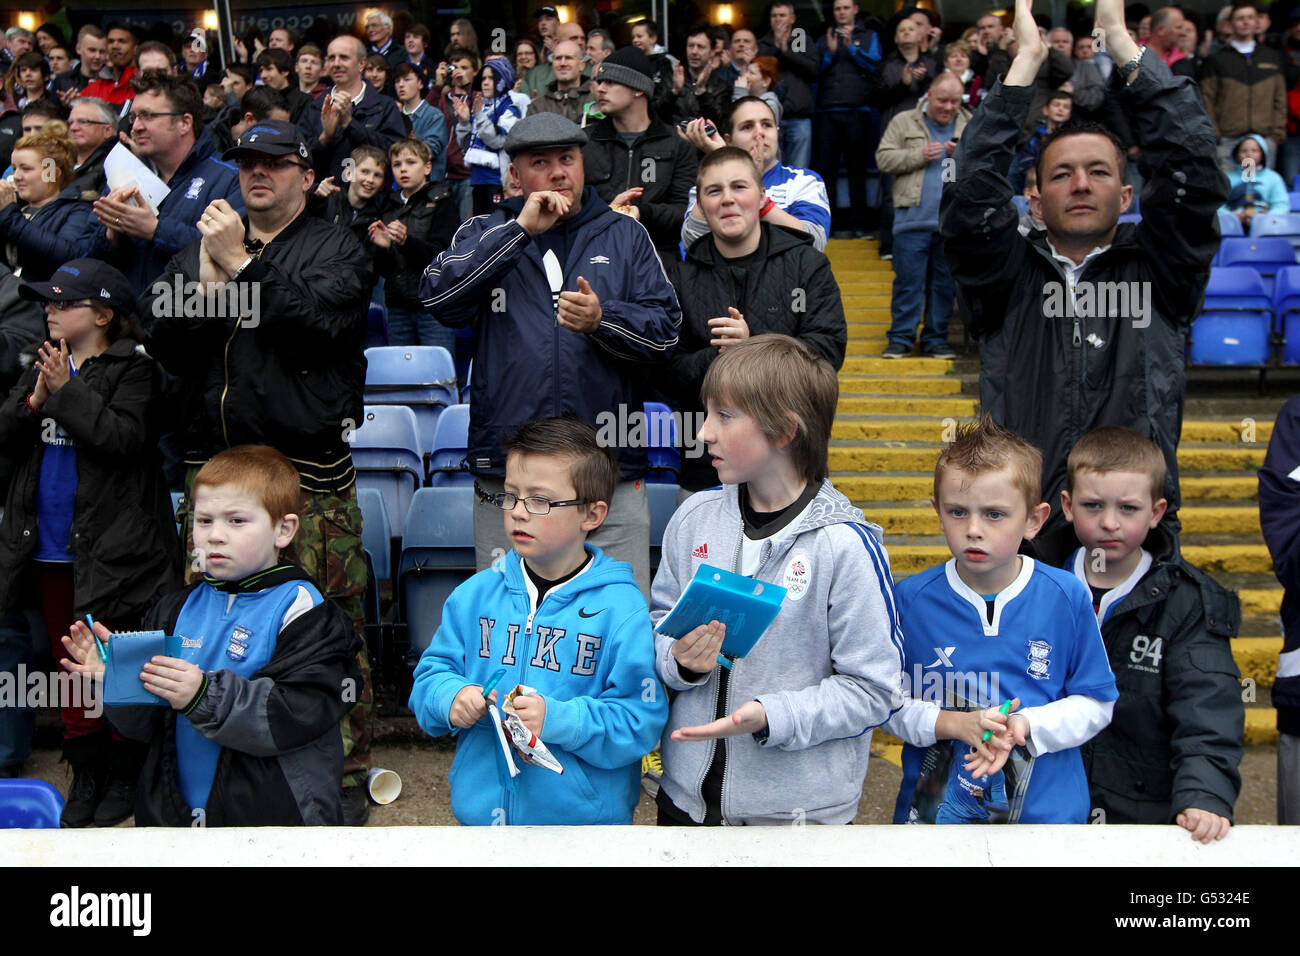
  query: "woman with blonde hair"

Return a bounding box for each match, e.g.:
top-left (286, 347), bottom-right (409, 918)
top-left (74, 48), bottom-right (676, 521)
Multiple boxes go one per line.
top-left (0, 126), bottom-right (94, 281)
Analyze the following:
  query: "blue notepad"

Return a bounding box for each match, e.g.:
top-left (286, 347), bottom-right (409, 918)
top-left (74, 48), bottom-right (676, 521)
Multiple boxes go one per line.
top-left (655, 565), bottom-right (787, 666)
top-left (103, 630), bottom-right (194, 707)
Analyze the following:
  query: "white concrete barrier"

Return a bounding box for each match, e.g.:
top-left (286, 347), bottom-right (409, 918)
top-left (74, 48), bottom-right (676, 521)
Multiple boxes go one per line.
top-left (1, 825), bottom-right (1296, 866)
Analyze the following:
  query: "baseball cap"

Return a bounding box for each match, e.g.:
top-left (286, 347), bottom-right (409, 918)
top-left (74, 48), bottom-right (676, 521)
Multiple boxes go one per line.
top-left (223, 119), bottom-right (312, 164)
top-left (19, 259), bottom-right (137, 318)
top-left (534, 6), bottom-right (559, 18)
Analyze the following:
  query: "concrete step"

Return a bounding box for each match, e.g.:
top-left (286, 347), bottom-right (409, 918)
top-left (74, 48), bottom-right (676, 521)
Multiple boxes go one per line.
top-left (1240, 589), bottom-right (1281, 614)
top-left (834, 472), bottom-right (1263, 502)
top-left (838, 281), bottom-right (895, 295)
top-left (833, 418), bottom-right (1275, 447)
top-left (836, 374), bottom-right (964, 394)
top-left (836, 395), bottom-right (978, 416)
top-left (828, 444), bottom-right (1266, 472)
top-left (839, 355), bottom-right (954, 373)
top-left (861, 504), bottom-right (1262, 537)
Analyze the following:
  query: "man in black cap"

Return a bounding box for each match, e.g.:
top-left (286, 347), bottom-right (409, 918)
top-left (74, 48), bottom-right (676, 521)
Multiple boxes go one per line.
top-left (583, 46), bottom-right (699, 259)
top-left (421, 112), bottom-right (681, 597)
top-left (138, 119), bottom-right (376, 824)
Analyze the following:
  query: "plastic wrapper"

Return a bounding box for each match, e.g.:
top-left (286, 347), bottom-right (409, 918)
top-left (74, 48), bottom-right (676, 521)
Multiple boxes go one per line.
top-left (500, 684), bottom-right (564, 775)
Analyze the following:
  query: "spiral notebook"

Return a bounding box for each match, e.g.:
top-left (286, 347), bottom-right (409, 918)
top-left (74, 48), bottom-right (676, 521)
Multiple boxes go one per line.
top-left (103, 630), bottom-right (196, 707)
top-left (654, 565), bottom-right (787, 667)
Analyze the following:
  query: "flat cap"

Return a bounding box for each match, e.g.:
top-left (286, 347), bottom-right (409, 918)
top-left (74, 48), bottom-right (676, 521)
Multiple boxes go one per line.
top-left (504, 112), bottom-right (589, 158)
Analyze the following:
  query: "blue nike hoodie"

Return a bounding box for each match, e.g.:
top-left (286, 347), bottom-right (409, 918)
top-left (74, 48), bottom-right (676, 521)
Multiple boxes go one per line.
top-left (408, 545), bottom-right (667, 825)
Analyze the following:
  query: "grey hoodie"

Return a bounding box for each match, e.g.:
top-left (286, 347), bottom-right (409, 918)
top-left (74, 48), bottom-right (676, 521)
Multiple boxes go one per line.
top-left (651, 480), bottom-right (907, 824)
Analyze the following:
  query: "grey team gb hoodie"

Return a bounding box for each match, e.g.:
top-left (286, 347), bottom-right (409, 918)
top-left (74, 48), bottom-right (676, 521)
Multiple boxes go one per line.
top-left (651, 480), bottom-right (907, 824)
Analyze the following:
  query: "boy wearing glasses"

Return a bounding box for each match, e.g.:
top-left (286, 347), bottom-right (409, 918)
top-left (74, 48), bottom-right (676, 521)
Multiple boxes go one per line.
top-left (408, 417), bottom-right (668, 825)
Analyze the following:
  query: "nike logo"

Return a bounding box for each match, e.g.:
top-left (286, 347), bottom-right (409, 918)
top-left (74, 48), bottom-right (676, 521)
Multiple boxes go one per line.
top-left (578, 607), bottom-right (601, 618)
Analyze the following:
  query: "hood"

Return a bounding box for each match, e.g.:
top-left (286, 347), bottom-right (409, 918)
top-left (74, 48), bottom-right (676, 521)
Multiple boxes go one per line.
top-left (483, 56), bottom-right (516, 96)
top-left (493, 544), bottom-right (638, 605)
top-left (1233, 133), bottom-right (1271, 168)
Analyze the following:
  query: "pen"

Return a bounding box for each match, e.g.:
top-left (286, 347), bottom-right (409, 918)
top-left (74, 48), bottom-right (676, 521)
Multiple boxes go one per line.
top-left (451, 669), bottom-right (508, 738)
top-left (981, 699), bottom-right (1014, 743)
top-left (86, 614), bottom-right (108, 663)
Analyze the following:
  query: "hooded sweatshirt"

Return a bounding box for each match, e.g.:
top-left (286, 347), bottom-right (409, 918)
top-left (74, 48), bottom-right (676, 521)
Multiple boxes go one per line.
top-left (1222, 133), bottom-right (1290, 215)
top-left (652, 480), bottom-right (907, 825)
top-left (408, 544), bottom-right (668, 825)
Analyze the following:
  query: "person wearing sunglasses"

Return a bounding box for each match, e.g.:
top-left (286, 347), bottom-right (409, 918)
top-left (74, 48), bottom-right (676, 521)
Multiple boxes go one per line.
top-left (139, 118), bottom-right (376, 825)
top-left (85, 70), bottom-right (244, 295)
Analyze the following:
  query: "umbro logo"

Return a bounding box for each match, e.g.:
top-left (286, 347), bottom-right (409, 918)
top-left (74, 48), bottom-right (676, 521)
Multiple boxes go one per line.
top-left (589, 255), bottom-right (611, 265)
top-left (578, 607), bottom-right (602, 618)
top-left (692, 543), bottom-right (708, 559)
top-left (925, 646), bottom-right (957, 668)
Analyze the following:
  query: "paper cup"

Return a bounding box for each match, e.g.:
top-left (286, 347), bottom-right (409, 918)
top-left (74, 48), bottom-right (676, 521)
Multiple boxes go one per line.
top-left (366, 767), bottom-right (402, 805)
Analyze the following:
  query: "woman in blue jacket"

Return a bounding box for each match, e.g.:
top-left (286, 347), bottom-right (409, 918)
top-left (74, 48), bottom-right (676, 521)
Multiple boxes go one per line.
top-left (0, 126), bottom-right (93, 282)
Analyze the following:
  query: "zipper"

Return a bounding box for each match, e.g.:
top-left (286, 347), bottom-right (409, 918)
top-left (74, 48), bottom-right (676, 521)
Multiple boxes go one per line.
top-left (624, 144), bottom-right (635, 191)
top-left (218, 317), bottom-right (240, 448)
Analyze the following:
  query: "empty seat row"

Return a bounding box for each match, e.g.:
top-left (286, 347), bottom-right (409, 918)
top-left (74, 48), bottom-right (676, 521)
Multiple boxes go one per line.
top-left (1189, 264), bottom-right (1300, 365)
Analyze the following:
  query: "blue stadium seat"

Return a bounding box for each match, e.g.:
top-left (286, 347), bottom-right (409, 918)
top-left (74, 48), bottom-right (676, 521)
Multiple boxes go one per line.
top-left (399, 486), bottom-right (476, 664)
top-left (1218, 209), bottom-right (1244, 236)
top-left (350, 406), bottom-right (423, 536)
top-left (0, 779), bottom-right (64, 828)
top-left (1251, 212), bottom-right (1300, 255)
top-left (357, 487), bottom-right (392, 582)
top-left (648, 482), bottom-right (681, 573)
top-left (1289, 192), bottom-right (1300, 212)
top-left (644, 401), bottom-right (681, 483)
top-left (1215, 236), bottom-right (1298, 296)
top-left (1292, 175), bottom-right (1300, 193)
top-left (1275, 266), bottom-right (1300, 363)
top-left (461, 359), bottom-right (471, 405)
top-left (1189, 267), bottom-right (1273, 365)
top-left (426, 403), bottom-right (472, 486)
top-left (363, 346), bottom-right (458, 458)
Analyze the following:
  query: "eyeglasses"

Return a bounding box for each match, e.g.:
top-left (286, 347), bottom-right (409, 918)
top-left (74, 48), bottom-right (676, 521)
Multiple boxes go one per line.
top-left (127, 110), bottom-right (182, 124)
top-left (68, 118), bottom-right (114, 128)
top-left (235, 156), bottom-right (309, 172)
top-left (45, 299), bottom-right (96, 312)
top-left (487, 492), bottom-right (590, 515)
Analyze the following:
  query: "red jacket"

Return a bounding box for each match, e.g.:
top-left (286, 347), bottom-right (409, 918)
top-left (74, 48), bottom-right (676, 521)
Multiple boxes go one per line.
top-left (83, 66), bottom-right (137, 106)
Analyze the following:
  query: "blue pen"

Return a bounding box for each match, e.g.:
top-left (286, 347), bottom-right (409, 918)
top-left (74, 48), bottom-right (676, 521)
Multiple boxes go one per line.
top-left (86, 614), bottom-right (108, 664)
top-left (451, 668), bottom-right (508, 737)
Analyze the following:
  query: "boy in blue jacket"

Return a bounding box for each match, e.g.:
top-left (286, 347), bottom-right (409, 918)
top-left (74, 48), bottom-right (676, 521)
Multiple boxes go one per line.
top-left (409, 417), bottom-right (667, 825)
top-left (60, 445), bottom-right (363, 826)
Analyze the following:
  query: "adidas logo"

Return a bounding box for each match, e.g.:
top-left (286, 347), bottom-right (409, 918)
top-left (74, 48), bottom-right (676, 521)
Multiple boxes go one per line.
top-left (692, 543), bottom-right (708, 559)
top-left (589, 255), bottom-right (611, 265)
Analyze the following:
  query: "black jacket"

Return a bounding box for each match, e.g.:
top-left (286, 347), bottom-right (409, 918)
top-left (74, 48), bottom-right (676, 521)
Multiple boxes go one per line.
top-left (68, 138), bottom-right (114, 198)
top-left (583, 116), bottom-right (699, 257)
top-left (107, 565), bottom-right (363, 826)
top-left (0, 188), bottom-right (94, 282)
top-left (671, 72), bottom-right (732, 130)
top-left (1032, 523), bottom-right (1243, 823)
top-left (374, 180), bottom-right (459, 309)
top-left (757, 32), bottom-right (819, 119)
top-left (664, 224), bottom-right (845, 489)
top-left (1258, 394), bottom-right (1300, 736)
top-left (940, 51), bottom-right (1229, 532)
top-left (138, 209), bottom-right (372, 493)
top-left (665, 223), bottom-right (846, 409)
top-left (0, 338), bottom-right (181, 621)
top-left (309, 187), bottom-right (388, 275)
